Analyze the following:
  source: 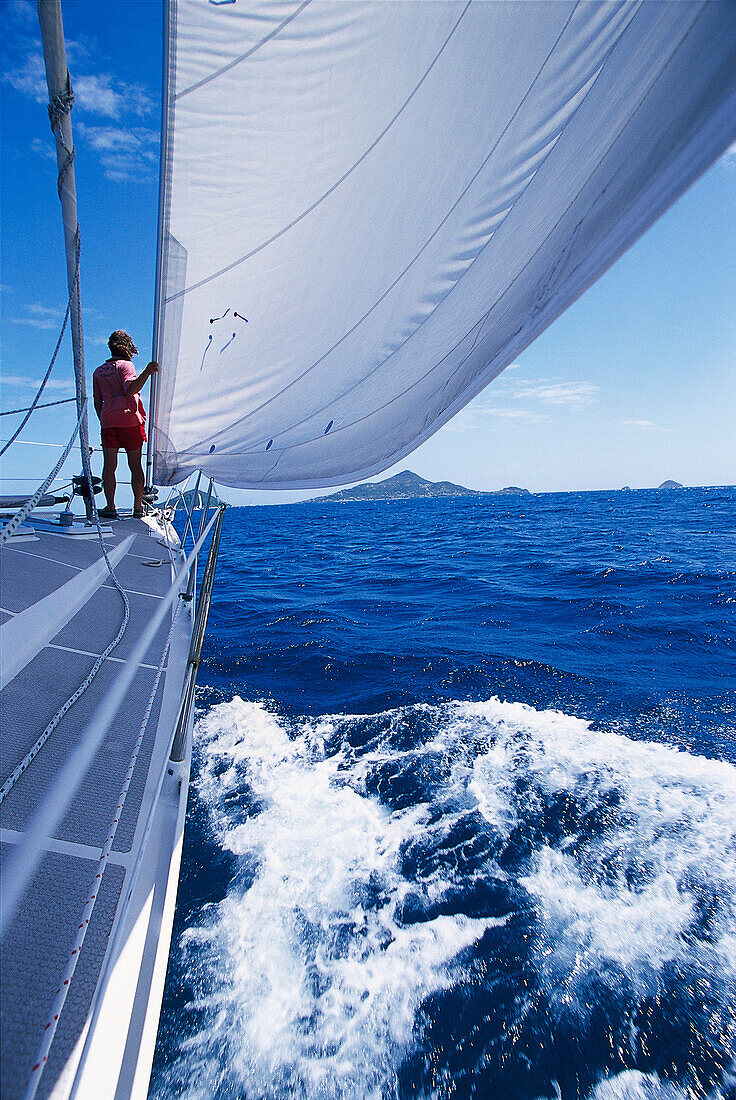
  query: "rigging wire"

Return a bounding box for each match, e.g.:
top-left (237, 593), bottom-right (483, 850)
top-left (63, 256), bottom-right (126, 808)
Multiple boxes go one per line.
top-left (0, 403), bottom-right (85, 544)
top-left (0, 397), bottom-right (77, 418)
top-left (0, 439), bottom-right (99, 450)
top-left (0, 233), bottom-right (80, 457)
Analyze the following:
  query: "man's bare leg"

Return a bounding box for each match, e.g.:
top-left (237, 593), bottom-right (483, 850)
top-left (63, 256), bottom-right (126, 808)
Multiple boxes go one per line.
top-left (102, 447), bottom-right (119, 511)
top-left (127, 448), bottom-right (144, 512)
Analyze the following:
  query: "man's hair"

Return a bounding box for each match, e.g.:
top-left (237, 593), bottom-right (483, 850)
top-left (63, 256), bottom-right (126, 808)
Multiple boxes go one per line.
top-left (108, 330), bottom-right (138, 358)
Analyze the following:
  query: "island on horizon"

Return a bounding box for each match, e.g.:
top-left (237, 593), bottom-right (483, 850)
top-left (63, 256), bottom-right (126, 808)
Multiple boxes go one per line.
top-left (307, 470), bottom-right (531, 503)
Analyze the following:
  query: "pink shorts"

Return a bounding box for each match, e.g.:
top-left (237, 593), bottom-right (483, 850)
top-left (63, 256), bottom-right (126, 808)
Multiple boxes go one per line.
top-left (101, 423), bottom-right (147, 452)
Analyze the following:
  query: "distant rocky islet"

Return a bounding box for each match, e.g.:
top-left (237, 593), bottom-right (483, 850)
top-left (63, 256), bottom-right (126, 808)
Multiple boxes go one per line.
top-left (309, 470), bottom-right (531, 503)
top-left (306, 471), bottom-right (688, 503)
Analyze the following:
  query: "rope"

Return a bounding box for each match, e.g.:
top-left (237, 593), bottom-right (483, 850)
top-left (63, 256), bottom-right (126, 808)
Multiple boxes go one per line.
top-left (0, 397), bottom-right (77, 418)
top-left (0, 232), bottom-right (80, 456)
top-left (48, 74), bottom-right (76, 197)
top-left (0, 401), bottom-right (85, 544)
top-left (0, 466), bottom-right (132, 806)
top-left (0, 574), bottom-right (130, 805)
top-left (23, 603), bottom-right (180, 1099)
top-left (48, 81), bottom-right (74, 128)
top-left (0, 255), bottom-right (132, 803)
top-left (0, 506), bottom-right (221, 940)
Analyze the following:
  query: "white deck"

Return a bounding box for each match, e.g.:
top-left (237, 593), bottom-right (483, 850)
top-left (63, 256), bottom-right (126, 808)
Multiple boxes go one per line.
top-left (0, 512), bottom-right (193, 1099)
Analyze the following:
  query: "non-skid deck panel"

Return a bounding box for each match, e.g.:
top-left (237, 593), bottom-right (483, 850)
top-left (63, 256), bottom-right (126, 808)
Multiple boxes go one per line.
top-left (0, 516), bottom-right (184, 1096)
top-left (0, 646), bottom-right (94, 780)
top-left (0, 843), bottom-right (125, 1100)
top-left (99, 551), bottom-right (174, 597)
top-left (0, 645), bottom-right (166, 851)
top-left (4, 537), bottom-right (108, 571)
top-left (0, 551), bottom-right (79, 613)
top-left (52, 584), bottom-right (174, 663)
top-left (6, 521), bottom-right (167, 573)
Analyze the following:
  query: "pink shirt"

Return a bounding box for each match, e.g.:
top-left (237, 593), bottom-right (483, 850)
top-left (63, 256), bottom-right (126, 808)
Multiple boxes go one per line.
top-left (93, 359), bottom-right (146, 429)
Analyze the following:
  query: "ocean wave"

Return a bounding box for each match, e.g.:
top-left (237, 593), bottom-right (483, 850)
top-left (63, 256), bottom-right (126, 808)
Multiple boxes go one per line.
top-left (154, 696), bottom-right (736, 1100)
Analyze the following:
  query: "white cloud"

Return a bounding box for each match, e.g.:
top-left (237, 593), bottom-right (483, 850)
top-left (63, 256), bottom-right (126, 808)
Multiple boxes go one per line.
top-left (73, 73), bottom-right (154, 120)
top-left (443, 405), bottom-right (549, 433)
top-left (3, 40), bottom-right (153, 121)
top-left (76, 123), bottom-right (158, 181)
top-left (510, 380), bottom-right (599, 407)
top-left (442, 371), bottom-right (595, 433)
top-left (2, 373), bottom-right (75, 393)
top-left (30, 137), bottom-right (58, 162)
top-left (5, 1), bottom-right (37, 26)
top-left (3, 52), bottom-right (47, 103)
top-left (620, 419), bottom-right (673, 433)
top-left (10, 318), bottom-right (60, 330)
top-left (10, 303), bottom-right (65, 330)
top-left (27, 304), bottom-right (62, 318)
top-left (484, 407), bottom-right (550, 421)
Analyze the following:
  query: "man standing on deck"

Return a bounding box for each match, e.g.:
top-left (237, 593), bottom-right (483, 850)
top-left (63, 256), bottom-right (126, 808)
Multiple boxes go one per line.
top-left (93, 331), bottom-right (158, 520)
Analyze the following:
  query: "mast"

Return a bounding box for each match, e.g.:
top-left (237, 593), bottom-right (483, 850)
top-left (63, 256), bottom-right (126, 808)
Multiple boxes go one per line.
top-left (146, 0), bottom-right (173, 492)
top-left (36, 0), bottom-right (91, 500)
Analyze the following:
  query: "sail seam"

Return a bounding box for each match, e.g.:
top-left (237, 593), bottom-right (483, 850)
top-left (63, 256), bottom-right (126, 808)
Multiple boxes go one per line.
top-left (165, 2), bottom-right (472, 302)
top-left (183, 1), bottom-right (586, 454)
top-left (186, 3), bottom-right (706, 463)
top-left (175, 0), bottom-right (312, 100)
top-left (279, 3), bottom-right (708, 451)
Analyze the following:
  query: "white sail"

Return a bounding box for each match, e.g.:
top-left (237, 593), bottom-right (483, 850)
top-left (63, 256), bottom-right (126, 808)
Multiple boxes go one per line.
top-left (153, 0), bottom-right (736, 489)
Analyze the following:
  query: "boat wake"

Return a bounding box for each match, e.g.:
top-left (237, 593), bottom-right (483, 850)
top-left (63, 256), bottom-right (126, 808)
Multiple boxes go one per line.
top-left (154, 696), bottom-right (736, 1100)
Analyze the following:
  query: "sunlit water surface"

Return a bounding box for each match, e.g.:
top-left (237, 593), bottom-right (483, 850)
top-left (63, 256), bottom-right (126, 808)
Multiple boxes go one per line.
top-left (151, 487), bottom-right (736, 1100)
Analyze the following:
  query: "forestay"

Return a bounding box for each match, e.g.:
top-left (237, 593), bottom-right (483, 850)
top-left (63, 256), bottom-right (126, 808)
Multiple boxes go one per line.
top-left (153, 0), bottom-right (736, 489)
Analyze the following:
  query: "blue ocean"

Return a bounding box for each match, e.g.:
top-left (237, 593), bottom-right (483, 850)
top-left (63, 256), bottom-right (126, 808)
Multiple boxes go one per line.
top-left (151, 486), bottom-right (736, 1100)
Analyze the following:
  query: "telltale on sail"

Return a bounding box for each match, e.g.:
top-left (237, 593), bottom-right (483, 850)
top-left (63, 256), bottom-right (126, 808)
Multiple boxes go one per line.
top-left (152, 0), bottom-right (736, 490)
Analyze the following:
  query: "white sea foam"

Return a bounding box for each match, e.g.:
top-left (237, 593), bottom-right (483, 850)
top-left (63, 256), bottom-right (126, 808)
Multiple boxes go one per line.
top-left (160, 696), bottom-right (736, 1100)
top-left (457, 699), bottom-right (736, 973)
top-left (177, 699), bottom-right (500, 1099)
top-left (590, 1070), bottom-right (686, 1100)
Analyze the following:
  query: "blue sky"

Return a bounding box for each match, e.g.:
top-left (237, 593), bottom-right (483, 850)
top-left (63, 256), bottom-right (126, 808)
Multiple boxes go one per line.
top-left (1, 0), bottom-right (734, 507)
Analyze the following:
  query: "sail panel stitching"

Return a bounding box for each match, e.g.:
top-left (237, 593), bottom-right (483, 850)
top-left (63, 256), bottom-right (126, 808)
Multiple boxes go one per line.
top-left (166, 2), bottom-right (472, 301)
top-left (175, 1), bottom-right (312, 100)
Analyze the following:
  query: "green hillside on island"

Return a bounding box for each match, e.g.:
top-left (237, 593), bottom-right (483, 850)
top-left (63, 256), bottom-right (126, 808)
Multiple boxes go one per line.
top-left (310, 470), bottom-right (531, 503)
